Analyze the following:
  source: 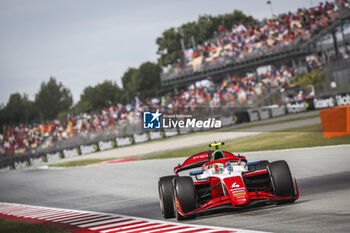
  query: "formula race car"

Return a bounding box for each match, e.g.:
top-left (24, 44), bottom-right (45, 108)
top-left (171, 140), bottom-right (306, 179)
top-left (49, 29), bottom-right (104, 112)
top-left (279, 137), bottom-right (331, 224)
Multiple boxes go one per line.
top-left (158, 142), bottom-right (299, 220)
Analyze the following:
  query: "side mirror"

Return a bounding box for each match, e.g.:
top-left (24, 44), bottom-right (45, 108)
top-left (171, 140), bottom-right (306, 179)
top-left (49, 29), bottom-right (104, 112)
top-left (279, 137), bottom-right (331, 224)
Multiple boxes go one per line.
top-left (189, 170), bottom-right (204, 176)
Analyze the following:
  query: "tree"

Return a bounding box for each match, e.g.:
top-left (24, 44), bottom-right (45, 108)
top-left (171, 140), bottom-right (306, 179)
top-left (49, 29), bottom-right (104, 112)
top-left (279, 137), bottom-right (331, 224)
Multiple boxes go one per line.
top-left (35, 77), bottom-right (73, 120)
top-left (77, 80), bottom-right (123, 111)
top-left (121, 68), bottom-right (140, 102)
top-left (0, 93), bottom-right (38, 127)
top-left (4, 93), bottom-right (26, 124)
top-left (137, 62), bottom-right (162, 99)
top-left (0, 104), bottom-right (8, 129)
top-left (121, 62), bottom-right (162, 100)
top-left (156, 28), bottom-right (183, 67)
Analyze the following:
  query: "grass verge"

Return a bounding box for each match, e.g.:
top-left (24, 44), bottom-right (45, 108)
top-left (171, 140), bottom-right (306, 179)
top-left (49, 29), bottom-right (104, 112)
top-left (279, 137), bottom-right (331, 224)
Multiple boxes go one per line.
top-left (216, 114), bottom-right (318, 132)
top-left (0, 218), bottom-right (69, 233)
top-left (50, 158), bottom-right (114, 167)
top-left (51, 124), bottom-right (350, 167)
top-left (146, 124), bottom-right (350, 159)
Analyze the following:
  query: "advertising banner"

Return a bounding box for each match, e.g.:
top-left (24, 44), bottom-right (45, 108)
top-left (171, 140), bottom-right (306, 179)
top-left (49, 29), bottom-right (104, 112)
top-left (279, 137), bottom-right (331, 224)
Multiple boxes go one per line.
top-left (335, 93), bottom-right (350, 106)
top-left (116, 136), bottom-right (132, 147)
top-left (149, 131), bottom-right (163, 140)
top-left (313, 96), bottom-right (335, 109)
top-left (98, 140), bottom-right (115, 151)
top-left (133, 133), bottom-right (148, 143)
top-left (14, 161), bottom-right (27, 169)
top-left (179, 127), bottom-right (192, 134)
top-left (270, 105), bottom-right (286, 117)
top-left (220, 116), bottom-right (235, 126)
top-left (62, 148), bottom-right (79, 159)
top-left (30, 157), bottom-right (44, 166)
top-left (46, 152), bottom-right (62, 163)
top-left (0, 166), bottom-right (10, 172)
top-left (286, 101), bottom-right (308, 113)
top-left (247, 109), bottom-right (259, 122)
top-left (80, 144), bottom-right (98, 155)
top-left (164, 128), bottom-right (178, 137)
top-left (258, 108), bottom-right (270, 120)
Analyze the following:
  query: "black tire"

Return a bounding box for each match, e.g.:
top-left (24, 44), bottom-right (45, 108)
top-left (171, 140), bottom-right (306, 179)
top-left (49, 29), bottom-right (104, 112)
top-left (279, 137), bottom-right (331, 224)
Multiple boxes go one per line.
top-left (172, 176), bottom-right (197, 220)
top-left (158, 175), bottom-right (177, 218)
top-left (268, 160), bottom-right (296, 202)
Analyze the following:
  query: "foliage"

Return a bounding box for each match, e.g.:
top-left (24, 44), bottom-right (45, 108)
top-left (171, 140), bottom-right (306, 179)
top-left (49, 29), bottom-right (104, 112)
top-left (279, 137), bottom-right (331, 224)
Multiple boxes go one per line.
top-left (137, 62), bottom-right (162, 99)
top-left (121, 62), bottom-right (162, 101)
top-left (156, 10), bottom-right (255, 66)
top-left (293, 70), bottom-right (325, 86)
top-left (121, 68), bottom-right (140, 103)
top-left (76, 80), bottom-right (124, 111)
top-left (0, 93), bottom-right (38, 127)
top-left (35, 77), bottom-right (73, 120)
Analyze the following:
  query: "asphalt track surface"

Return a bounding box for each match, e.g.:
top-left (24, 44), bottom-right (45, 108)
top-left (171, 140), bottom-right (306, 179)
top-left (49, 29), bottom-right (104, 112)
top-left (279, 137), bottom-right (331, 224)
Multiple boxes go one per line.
top-left (1, 145), bottom-right (350, 233)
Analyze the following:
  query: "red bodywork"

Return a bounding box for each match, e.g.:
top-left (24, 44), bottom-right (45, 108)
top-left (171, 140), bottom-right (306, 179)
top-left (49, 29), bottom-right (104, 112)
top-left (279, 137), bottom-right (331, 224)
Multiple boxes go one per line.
top-left (173, 151), bottom-right (299, 217)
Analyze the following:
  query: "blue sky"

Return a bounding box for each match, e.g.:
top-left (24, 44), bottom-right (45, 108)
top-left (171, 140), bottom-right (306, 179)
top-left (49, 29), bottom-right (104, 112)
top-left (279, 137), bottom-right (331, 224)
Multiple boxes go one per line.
top-left (0, 0), bottom-right (324, 105)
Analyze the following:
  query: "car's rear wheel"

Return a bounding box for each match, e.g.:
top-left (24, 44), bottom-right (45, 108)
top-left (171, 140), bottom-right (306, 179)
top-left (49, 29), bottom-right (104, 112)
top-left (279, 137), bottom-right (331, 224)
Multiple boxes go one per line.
top-left (172, 176), bottom-right (197, 220)
top-left (268, 160), bottom-right (296, 203)
top-left (158, 175), bottom-right (176, 218)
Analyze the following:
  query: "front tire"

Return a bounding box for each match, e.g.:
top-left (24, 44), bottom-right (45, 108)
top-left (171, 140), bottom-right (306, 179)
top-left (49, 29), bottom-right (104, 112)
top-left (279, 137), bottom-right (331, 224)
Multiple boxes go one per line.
top-left (268, 160), bottom-right (296, 203)
top-left (158, 175), bottom-right (176, 218)
top-left (172, 176), bottom-right (197, 220)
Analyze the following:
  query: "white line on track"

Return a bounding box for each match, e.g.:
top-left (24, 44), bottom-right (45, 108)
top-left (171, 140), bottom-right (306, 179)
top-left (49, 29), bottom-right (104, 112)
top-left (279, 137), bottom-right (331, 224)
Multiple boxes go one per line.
top-left (65, 215), bottom-right (114, 225)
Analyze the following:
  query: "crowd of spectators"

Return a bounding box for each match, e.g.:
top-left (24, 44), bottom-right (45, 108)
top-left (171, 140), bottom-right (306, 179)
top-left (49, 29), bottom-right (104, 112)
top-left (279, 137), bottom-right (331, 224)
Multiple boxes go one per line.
top-left (179, 0), bottom-right (349, 72)
top-left (0, 65), bottom-right (295, 156)
top-left (2, 0), bottom-right (348, 156)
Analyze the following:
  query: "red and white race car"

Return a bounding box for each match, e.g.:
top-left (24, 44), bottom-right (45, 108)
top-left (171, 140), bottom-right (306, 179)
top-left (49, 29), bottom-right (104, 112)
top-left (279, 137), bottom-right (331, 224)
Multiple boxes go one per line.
top-left (158, 142), bottom-right (299, 220)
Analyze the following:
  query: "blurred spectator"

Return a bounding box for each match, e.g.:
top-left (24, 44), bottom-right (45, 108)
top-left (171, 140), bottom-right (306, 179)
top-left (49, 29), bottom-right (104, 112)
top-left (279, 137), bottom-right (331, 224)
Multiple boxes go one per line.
top-left (180, 0), bottom-right (347, 72)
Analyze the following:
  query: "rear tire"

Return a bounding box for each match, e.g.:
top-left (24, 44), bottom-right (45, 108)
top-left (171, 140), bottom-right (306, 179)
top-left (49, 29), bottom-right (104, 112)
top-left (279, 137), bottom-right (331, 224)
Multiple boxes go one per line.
top-left (268, 160), bottom-right (296, 203)
top-left (158, 175), bottom-right (176, 218)
top-left (172, 176), bottom-right (197, 221)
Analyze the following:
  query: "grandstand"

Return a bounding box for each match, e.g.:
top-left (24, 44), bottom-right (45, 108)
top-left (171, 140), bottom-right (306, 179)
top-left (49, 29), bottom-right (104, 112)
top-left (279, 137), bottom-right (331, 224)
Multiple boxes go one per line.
top-left (1, 0), bottom-right (350, 161)
top-left (161, 1), bottom-right (350, 88)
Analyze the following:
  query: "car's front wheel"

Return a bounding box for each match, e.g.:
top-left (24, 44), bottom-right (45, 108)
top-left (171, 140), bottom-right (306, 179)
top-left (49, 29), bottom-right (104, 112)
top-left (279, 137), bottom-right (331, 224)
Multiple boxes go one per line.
top-left (268, 160), bottom-right (297, 203)
top-left (172, 176), bottom-right (197, 220)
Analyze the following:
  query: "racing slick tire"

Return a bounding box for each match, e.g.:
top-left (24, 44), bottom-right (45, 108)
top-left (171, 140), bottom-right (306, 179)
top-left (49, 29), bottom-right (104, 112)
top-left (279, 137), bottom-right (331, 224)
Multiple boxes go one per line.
top-left (158, 175), bottom-right (177, 218)
top-left (172, 176), bottom-right (197, 221)
top-left (268, 160), bottom-right (296, 203)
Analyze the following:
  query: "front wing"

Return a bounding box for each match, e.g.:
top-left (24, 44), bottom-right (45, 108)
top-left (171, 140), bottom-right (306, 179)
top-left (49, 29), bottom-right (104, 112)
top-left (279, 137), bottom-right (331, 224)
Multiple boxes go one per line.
top-left (175, 180), bottom-right (300, 217)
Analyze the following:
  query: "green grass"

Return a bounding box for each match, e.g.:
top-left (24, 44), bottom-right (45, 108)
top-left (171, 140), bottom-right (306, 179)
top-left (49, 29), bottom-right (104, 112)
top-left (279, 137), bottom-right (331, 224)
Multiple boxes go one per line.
top-left (216, 114), bottom-right (318, 132)
top-left (52, 124), bottom-right (350, 167)
top-left (50, 114), bottom-right (320, 167)
top-left (0, 218), bottom-right (69, 233)
top-left (51, 158), bottom-right (114, 167)
top-left (146, 124), bottom-right (350, 159)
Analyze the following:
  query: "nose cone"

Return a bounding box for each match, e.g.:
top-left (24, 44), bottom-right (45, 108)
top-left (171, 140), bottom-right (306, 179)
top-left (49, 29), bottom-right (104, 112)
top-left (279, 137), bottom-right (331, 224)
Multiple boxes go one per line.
top-left (223, 177), bottom-right (250, 206)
